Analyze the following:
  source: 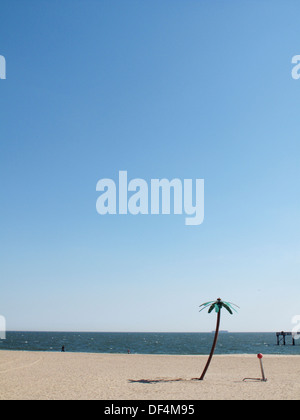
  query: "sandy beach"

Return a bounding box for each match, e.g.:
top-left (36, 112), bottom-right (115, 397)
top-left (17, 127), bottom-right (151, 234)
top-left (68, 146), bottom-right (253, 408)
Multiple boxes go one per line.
top-left (0, 351), bottom-right (299, 400)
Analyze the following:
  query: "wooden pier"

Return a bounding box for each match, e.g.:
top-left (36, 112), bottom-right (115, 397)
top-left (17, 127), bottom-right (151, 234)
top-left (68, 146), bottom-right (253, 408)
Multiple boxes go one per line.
top-left (276, 331), bottom-right (296, 346)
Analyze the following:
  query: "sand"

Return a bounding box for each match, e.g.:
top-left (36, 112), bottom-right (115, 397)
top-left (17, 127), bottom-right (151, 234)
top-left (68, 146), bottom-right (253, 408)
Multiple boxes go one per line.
top-left (0, 350), bottom-right (299, 400)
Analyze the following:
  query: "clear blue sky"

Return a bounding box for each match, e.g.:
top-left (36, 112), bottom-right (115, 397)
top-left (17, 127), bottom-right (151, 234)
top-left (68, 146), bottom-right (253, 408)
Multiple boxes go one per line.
top-left (0, 0), bottom-right (299, 332)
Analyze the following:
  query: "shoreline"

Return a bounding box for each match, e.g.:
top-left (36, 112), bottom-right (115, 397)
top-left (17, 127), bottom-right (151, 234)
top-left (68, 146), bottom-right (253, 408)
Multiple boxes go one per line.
top-left (0, 350), bottom-right (300, 400)
top-left (1, 348), bottom-right (300, 357)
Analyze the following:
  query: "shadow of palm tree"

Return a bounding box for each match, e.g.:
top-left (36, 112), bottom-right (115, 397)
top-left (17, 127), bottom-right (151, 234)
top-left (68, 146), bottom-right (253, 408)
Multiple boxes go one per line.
top-left (129, 378), bottom-right (186, 384)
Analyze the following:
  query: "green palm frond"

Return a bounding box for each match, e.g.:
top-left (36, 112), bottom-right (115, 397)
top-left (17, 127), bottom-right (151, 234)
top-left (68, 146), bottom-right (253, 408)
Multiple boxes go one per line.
top-left (199, 301), bottom-right (215, 307)
top-left (199, 301), bottom-right (215, 312)
top-left (208, 303), bottom-right (215, 313)
top-left (227, 301), bottom-right (239, 307)
top-left (225, 304), bottom-right (237, 313)
top-left (199, 298), bottom-right (239, 315)
top-left (226, 302), bottom-right (240, 312)
top-left (222, 302), bottom-right (233, 314)
top-left (214, 303), bottom-right (221, 313)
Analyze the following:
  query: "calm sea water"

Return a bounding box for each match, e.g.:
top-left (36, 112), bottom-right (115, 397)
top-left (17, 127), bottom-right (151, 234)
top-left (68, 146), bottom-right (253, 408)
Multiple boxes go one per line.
top-left (0, 332), bottom-right (299, 355)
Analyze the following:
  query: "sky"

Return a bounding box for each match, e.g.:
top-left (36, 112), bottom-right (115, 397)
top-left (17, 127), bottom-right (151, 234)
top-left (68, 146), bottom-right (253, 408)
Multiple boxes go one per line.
top-left (0, 0), bottom-right (300, 333)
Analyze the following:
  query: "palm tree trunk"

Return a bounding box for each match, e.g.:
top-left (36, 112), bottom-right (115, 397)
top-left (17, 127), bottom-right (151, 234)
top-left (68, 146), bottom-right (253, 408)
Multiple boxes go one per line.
top-left (199, 309), bottom-right (221, 380)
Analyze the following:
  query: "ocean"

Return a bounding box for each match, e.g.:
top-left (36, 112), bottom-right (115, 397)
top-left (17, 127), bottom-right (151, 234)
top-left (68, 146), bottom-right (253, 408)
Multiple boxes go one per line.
top-left (0, 331), bottom-right (299, 355)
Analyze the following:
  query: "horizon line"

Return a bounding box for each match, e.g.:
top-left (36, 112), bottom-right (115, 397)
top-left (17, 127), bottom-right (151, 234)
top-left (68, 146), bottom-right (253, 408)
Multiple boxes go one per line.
top-left (4, 330), bottom-right (279, 334)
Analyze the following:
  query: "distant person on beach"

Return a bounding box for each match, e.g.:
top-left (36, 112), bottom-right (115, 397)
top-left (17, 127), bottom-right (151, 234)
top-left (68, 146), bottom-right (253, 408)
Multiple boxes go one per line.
top-left (127, 349), bottom-right (130, 354)
top-left (61, 346), bottom-right (65, 352)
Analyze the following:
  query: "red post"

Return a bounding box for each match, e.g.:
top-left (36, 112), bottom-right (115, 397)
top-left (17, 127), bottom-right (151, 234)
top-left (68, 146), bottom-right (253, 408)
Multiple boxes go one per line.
top-left (257, 353), bottom-right (267, 382)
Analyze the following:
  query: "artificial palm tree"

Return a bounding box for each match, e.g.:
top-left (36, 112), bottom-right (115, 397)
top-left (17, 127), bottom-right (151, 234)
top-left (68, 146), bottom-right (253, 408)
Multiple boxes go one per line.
top-left (198, 298), bottom-right (239, 380)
